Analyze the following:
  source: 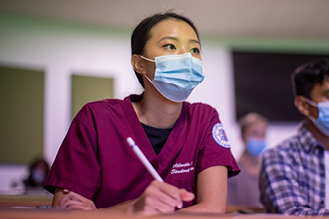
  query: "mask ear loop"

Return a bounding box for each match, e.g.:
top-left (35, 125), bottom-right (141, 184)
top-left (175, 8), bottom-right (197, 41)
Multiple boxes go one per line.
top-left (139, 55), bottom-right (155, 63)
top-left (304, 98), bottom-right (318, 108)
top-left (143, 74), bottom-right (153, 84)
top-left (304, 98), bottom-right (318, 121)
top-left (138, 55), bottom-right (156, 88)
top-left (139, 55), bottom-right (155, 83)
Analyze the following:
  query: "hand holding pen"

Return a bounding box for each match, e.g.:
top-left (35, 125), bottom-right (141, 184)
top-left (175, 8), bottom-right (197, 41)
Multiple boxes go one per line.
top-left (126, 137), bottom-right (195, 215)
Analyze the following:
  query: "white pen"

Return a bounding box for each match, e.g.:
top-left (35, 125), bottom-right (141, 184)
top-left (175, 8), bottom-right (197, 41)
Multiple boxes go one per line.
top-left (126, 137), bottom-right (163, 182)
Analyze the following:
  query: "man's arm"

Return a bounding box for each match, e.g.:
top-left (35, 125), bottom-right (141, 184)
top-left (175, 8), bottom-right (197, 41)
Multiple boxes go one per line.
top-left (259, 149), bottom-right (329, 216)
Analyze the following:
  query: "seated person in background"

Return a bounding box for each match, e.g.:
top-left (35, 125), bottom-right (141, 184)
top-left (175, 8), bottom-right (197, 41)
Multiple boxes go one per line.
top-left (11, 157), bottom-right (50, 195)
top-left (259, 59), bottom-right (329, 216)
top-left (227, 112), bottom-right (268, 207)
top-left (24, 158), bottom-right (49, 187)
top-left (44, 11), bottom-right (240, 216)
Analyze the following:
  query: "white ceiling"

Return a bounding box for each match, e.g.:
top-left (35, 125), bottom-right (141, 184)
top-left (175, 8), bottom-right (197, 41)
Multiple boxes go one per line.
top-left (0, 0), bottom-right (329, 39)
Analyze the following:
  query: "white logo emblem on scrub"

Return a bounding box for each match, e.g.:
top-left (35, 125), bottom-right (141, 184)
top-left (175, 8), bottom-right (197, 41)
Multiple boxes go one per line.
top-left (212, 123), bottom-right (230, 148)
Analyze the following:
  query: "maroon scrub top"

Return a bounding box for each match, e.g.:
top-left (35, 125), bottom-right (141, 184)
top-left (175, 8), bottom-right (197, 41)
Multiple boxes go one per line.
top-left (45, 94), bottom-right (240, 208)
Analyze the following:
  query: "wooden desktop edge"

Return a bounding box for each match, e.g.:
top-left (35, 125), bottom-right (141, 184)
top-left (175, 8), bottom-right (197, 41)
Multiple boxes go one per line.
top-left (0, 195), bottom-right (325, 219)
top-left (0, 195), bottom-right (262, 213)
top-left (0, 207), bottom-right (321, 219)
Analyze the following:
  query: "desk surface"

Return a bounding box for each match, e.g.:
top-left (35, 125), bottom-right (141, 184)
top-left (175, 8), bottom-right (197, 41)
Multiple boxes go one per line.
top-left (0, 194), bottom-right (52, 207)
top-left (0, 208), bottom-right (322, 219)
top-left (0, 194), bottom-right (264, 214)
top-left (0, 196), bottom-right (327, 218)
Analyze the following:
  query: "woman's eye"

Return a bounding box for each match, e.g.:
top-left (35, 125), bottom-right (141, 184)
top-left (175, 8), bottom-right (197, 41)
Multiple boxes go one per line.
top-left (163, 44), bottom-right (176, 50)
top-left (191, 48), bottom-right (200, 54)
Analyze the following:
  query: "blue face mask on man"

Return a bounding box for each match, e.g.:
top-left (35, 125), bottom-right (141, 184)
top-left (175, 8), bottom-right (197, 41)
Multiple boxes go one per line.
top-left (139, 53), bottom-right (205, 102)
top-left (246, 138), bottom-right (266, 157)
top-left (305, 98), bottom-right (329, 136)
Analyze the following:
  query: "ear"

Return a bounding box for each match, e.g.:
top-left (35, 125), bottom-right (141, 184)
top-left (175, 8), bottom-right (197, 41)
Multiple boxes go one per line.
top-left (294, 95), bottom-right (310, 116)
top-left (131, 54), bottom-right (146, 75)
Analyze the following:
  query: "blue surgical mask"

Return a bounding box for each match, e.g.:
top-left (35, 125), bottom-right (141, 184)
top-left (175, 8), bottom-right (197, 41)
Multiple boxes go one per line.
top-left (140, 53), bottom-right (205, 102)
top-left (246, 138), bottom-right (266, 157)
top-left (305, 98), bottom-right (329, 136)
top-left (31, 169), bottom-right (46, 184)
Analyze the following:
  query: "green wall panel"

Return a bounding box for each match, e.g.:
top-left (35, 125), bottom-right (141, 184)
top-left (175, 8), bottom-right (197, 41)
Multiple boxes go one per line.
top-left (0, 66), bottom-right (44, 164)
top-left (71, 75), bottom-right (114, 119)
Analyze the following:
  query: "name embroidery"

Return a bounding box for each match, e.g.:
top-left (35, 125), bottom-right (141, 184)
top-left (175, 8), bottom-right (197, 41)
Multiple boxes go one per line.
top-left (171, 161), bottom-right (194, 174)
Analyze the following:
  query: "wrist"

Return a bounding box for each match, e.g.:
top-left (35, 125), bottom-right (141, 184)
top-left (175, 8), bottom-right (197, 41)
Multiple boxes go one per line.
top-left (125, 200), bottom-right (135, 215)
top-left (112, 199), bottom-right (140, 215)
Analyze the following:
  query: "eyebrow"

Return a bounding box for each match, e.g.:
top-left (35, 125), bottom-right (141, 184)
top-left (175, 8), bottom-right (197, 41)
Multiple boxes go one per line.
top-left (157, 36), bottom-right (200, 45)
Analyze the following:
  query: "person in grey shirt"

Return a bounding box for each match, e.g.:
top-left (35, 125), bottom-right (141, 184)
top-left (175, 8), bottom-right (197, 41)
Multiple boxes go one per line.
top-left (227, 112), bottom-right (268, 207)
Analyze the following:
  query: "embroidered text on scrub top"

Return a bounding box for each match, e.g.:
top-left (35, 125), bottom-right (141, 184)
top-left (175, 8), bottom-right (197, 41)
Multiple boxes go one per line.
top-left (171, 161), bottom-right (194, 174)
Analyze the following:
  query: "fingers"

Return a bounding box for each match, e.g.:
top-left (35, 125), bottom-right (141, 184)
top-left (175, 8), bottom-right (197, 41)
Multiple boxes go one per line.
top-left (59, 200), bottom-right (95, 210)
top-left (179, 188), bottom-right (195, 202)
top-left (154, 182), bottom-right (182, 208)
top-left (133, 180), bottom-right (195, 215)
top-left (156, 182), bottom-right (195, 208)
top-left (143, 196), bottom-right (174, 214)
top-left (152, 181), bottom-right (184, 209)
top-left (58, 190), bottom-right (96, 210)
top-left (58, 191), bottom-right (79, 207)
top-left (144, 186), bottom-right (177, 213)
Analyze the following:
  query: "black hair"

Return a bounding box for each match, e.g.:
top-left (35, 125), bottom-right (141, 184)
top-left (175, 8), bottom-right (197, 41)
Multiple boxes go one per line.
top-left (24, 158), bottom-right (50, 187)
top-left (238, 112), bottom-right (268, 136)
top-left (292, 59), bottom-right (329, 98)
top-left (131, 11), bottom-right (200, 88)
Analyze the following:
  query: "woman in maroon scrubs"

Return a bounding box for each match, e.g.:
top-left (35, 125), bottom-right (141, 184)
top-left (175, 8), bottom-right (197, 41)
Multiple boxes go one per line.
top-left (45, 12), bottom-right (239, 216)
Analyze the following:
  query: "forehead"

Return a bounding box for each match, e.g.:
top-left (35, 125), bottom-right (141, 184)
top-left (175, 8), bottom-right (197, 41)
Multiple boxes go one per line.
top-left (245, 122), bottom-right (267, 130)
top-left (244, 122), bottom-right (267, 137)
top-left (148, 19), bottom-right (198, 41)
top-left (311, 76), bottom-right (329, 98)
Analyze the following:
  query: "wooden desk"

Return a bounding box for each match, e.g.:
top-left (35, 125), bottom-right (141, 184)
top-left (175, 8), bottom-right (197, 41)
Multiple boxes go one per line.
top-left (0, 198), bottom-right (326, 219)
top-left (0, 195), bottom-right (263, 214)
top-left (0, 208), bottom-right (322, 219)
top-left (226, 205), bottom-right (265, 214)
top-left (0, 194), bottom-right (52, 207)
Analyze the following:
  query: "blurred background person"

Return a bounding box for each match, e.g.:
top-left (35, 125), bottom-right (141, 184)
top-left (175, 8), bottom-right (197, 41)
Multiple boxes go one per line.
top-left (11, 157), bottom-right (50, 195)
top-left (24, 158), bottom-right (49, 189)
top-left (227, 112), bottom-right (268, 207)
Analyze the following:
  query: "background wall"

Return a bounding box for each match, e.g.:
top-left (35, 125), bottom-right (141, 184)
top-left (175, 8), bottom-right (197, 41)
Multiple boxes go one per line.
top-left (0, 66), bottom-right (44, 163)
top-left (0, 11), bottom-right (328, 192)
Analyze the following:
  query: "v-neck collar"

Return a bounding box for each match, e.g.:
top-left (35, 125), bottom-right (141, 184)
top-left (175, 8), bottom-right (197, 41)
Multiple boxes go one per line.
top-left (121, 94), bottom-right (187, 176)
top-left (156, 102), bottom-right (186, 172)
